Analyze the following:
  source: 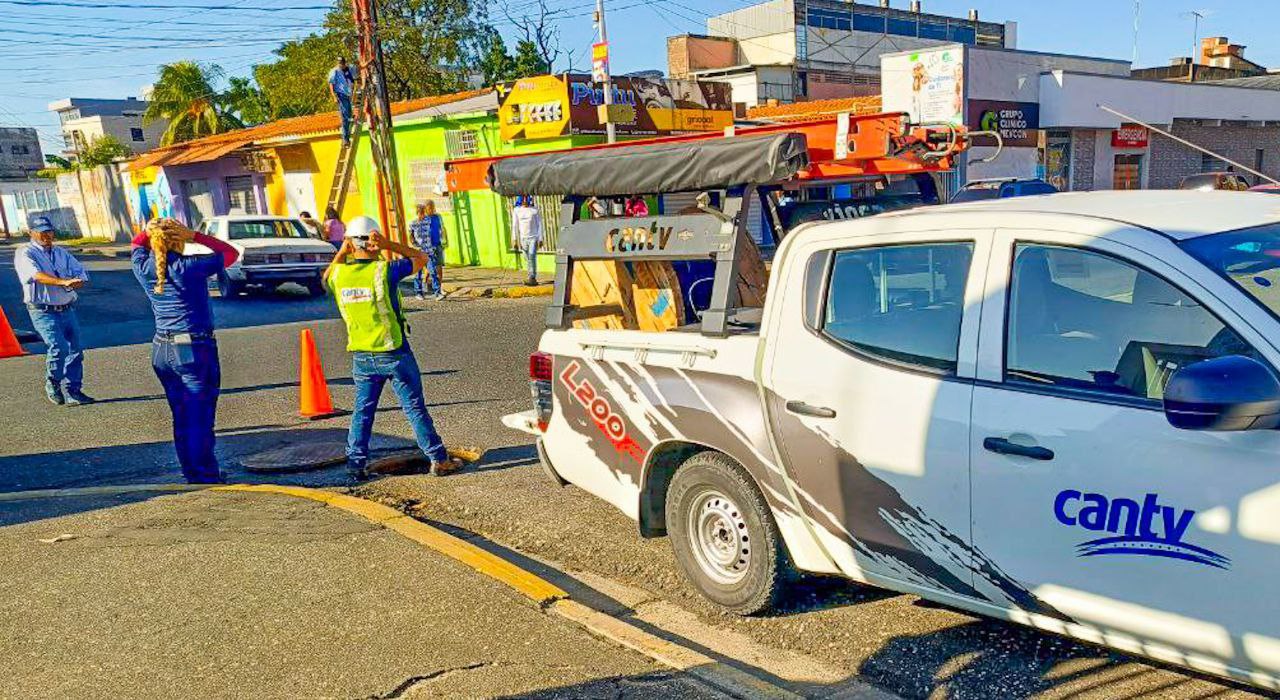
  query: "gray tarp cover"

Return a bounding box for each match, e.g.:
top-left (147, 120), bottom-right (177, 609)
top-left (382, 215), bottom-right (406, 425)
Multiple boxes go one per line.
top-left (487, 132), bottom-right (810, 197)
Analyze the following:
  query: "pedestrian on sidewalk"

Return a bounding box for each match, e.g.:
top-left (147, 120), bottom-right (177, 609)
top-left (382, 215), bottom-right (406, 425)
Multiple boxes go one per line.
top-left (131, 217), bottom-right (240, 484)
top-left (410, 201), bottom-right (446, 301)
top-left (511, 195), bottom-right (543, 286)
top-left (323, 216), bottom-right (464, 481)
top-left (299, 211), bottom-right (323, 239)
top-left (624, 194), bottom-right (649, 217)
top-left (323, 206), bottom-right (345, 250)
top-left (13, 216), bottom-right (94, 406)
top-left (328, 57), bottom-right (356, 143)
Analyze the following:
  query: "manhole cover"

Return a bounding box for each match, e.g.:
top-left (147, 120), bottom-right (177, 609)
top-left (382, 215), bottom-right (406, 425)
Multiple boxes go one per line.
top-left (242, 442), bottom-right (347, 474)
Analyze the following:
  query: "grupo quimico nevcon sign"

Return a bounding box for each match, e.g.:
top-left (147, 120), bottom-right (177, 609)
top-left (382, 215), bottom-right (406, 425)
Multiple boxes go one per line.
top-left (967, 99), bottom-right (1041, 148)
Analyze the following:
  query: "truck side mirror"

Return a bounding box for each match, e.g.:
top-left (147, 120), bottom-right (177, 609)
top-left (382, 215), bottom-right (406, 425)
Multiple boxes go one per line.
top-left (1163, 355), bottom-right (1280, 431)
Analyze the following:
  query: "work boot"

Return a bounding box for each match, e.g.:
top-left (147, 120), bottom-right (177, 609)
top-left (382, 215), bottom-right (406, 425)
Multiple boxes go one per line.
top-left (525, 277), bottom-right (538, 287)
top-left (429, 457), bottom-right (465, 476)
top-left (46, 381), bottom-right (64, 406)
top-left (348, 460), bottom-right (370, 482)
top-left (433, 292), bottom-right (445, 301)
top-left (64, 388), bottom-right (96, 406)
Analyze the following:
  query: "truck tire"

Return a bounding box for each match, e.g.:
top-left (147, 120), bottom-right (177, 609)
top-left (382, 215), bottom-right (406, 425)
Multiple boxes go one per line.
top-left (665, 451), bottom-right (794, 615)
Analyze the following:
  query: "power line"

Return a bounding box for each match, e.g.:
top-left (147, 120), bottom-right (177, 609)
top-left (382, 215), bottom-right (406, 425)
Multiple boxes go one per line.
top-left (0, 0), bottom-right (329, 10)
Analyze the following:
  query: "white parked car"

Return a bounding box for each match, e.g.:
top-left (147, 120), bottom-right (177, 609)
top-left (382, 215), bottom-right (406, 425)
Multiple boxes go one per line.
top-left (508, 190), bottom-right (1280, 690)
top-left (197, 215), bottom-right (334, 297)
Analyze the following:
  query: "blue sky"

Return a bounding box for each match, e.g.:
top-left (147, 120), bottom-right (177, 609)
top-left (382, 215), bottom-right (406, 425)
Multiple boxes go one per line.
top-left (4, 0), bottom-right (1275, 156)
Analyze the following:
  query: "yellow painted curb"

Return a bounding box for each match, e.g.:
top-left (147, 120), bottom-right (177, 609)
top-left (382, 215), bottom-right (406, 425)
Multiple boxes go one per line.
top-left (213, 484), bottom-right (566, 604)
top-left (551, 600), bottom-right (800, 699)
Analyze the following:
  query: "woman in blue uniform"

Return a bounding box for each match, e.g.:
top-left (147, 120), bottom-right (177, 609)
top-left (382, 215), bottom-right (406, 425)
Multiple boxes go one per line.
top-left (131, 218), bottom-right (240, 484)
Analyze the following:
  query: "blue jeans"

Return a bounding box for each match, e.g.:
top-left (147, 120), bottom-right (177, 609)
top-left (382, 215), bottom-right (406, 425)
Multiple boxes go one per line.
top-left (28, 306), bottom-right (84, 391)
top-left (336, 94), bottom-right (353, 142)
top-left (413, 246), bottom-right (443, 295)
top-left (347, 346), bottom-right (447, 466)
top-left (521, 240), bottom-right (538, 281)
top-left (152, 338), bottom-right (221, 483)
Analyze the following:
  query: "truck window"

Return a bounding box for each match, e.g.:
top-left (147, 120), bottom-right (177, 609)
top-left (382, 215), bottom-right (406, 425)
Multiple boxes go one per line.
top-left (821, 242), bottom-right (974, 373)
top-left (1006, 244), bottom-right (1258, 402)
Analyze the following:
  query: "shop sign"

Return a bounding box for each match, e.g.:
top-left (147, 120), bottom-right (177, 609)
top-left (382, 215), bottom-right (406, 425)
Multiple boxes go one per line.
top-left (592, 42), bottom-right (609, 83)
top-left (904, 48), bottom-right (965, 125)
top-left (967, 99), bottom-right (1040, 148)
top-left (1112, 124), bottom-right (1149, 149)
top-left (497, 74), bottom-right (733, 141)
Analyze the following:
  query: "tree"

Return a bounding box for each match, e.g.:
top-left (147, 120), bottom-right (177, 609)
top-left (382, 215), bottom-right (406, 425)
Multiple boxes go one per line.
top-left (504, 0), bottom-right (561, 73)
top-left (511, 39), bottom-right (549, 79)
top-left (223, 76), bottom-right (271, 126)
top-left (143, 61), bottom-right (243, 145)
top-left (78, 135), bottom-right (134, 168)
top-left (474, 26), bottom-right (515, 86)
top-left (254, 31), bottom-right (348, 120)
top-left (255, 0), bottom-right (487, 116)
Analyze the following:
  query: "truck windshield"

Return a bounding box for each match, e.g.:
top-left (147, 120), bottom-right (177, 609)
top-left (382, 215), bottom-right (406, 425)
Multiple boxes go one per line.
top-left (228, 220), bottom-right (307, 240)
top-left (1181, 224), bottom-right (1280, 321)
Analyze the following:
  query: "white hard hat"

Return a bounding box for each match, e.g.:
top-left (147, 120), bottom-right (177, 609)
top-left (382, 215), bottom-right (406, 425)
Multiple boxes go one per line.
top-left (345, 215), bottom-right (380, 238)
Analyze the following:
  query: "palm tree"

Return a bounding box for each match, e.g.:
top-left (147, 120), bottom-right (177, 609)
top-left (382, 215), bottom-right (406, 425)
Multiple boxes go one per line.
top-left (143, 61), bottom-right (243, 146)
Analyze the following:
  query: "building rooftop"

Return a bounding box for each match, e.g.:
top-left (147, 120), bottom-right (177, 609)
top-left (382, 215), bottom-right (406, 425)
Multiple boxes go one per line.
top-left (127, 89), bottom-right (490, 171)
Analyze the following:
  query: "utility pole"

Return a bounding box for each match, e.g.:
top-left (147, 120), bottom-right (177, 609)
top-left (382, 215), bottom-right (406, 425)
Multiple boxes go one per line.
top-left (1131, 0), bottom-right (1140, 67)
top-left (353, 0), bottom-right (407, 244)
top-left (594, 0), bottom-right (616, 144)
top-left (1187, 10), bottom-right (1206, 65)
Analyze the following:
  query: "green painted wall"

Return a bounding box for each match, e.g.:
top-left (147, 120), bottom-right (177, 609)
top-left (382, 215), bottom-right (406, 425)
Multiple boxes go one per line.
top-left (355, 110), bottom-right (604, 272)
top-left (352, 111), bottom-right (604, 273)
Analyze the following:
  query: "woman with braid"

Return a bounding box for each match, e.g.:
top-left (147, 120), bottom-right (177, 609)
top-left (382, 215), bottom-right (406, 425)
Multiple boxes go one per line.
top-left (131, 218), bottom-right (240, 483)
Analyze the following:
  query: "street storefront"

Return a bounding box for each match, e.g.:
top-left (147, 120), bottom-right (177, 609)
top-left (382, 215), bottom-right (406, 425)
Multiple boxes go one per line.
top-left (883, 44), bottom-right (1280, 192)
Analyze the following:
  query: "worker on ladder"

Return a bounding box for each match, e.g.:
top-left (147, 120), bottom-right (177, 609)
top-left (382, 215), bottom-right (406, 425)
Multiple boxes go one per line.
top-left (328, 57), bottom-right (356, 143)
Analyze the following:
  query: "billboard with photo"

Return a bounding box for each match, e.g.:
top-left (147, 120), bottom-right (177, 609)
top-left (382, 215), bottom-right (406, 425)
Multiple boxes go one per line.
top-left (881, 46), bottom-right (966, 126)
top-left (498, 74), bottom-right (733, 141)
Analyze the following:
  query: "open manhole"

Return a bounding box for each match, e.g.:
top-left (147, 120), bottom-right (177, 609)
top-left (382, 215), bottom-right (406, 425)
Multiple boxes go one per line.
top-left (368, 446), bottom-right (484, 476)
top-left (242, 442), bottom-right (347, 474)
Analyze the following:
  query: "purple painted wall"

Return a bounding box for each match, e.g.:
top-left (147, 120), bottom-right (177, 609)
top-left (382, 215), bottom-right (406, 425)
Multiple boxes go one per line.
top-left (158, 157), bottom-right (267, 227)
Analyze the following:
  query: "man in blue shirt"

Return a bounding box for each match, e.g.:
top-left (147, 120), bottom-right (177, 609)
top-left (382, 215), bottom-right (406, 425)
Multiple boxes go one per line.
top-left (131, 217), bottom-right (240, 484)
top-left (13, 216), bottom-right (93, 405)
top-left (328, 57), bottom-right (356, 143)
top-left (409, 201), bottom-right (446, 300)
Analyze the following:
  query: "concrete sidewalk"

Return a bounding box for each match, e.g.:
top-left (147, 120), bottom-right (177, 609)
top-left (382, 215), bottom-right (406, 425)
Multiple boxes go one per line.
top-left (0, 489), bottom-right (723, 699)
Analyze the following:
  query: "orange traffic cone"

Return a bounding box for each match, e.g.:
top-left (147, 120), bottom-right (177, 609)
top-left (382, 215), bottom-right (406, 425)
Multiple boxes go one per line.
top-left (299, 328), bottom-right (337, 419)
top-left (0, 306), bottom-right (26, 358)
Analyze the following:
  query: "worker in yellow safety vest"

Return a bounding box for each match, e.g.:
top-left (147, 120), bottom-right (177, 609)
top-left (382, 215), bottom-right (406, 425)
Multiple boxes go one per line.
top-left (324, 216), bottom-right (464, 480)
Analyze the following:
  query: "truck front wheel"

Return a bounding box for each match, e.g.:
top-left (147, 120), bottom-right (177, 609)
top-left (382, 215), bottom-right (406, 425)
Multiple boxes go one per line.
top-left (665, 451), bottom-right (793, 615)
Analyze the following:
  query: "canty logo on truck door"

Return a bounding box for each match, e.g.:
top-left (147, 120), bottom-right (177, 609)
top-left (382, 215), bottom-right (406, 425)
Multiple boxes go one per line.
top-left (560, 360), bottom-right (646, 463)
top-left (1054, 489), bottom-right (1230, 569)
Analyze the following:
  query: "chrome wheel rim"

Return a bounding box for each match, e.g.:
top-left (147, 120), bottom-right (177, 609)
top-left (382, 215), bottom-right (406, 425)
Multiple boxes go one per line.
top-left (687, 489), bottom-right (750, 585)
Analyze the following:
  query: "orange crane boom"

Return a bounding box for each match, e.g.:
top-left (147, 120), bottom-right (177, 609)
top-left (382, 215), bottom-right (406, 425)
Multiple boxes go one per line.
top-left (445, 111), bottom-right (976, 193)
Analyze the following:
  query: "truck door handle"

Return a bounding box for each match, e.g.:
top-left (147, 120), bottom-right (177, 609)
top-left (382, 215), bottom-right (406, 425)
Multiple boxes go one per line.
top-left (983, 437), bottom-right (1054, 461)
top-left (785, 401), bottom-right (837, 419)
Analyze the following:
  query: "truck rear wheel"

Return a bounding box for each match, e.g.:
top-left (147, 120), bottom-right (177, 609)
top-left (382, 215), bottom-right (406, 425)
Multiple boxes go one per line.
top-left (665, 451), bottom-right (792, 615)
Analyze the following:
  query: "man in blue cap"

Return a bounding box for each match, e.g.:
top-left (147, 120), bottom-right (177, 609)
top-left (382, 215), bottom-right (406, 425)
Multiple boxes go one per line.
top-left (12, 216), bottom-right (94, 405)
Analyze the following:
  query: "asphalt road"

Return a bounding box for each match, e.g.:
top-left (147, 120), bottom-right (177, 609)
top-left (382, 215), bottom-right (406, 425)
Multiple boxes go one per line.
top-left (0, 242), bottom-right (1273, 699)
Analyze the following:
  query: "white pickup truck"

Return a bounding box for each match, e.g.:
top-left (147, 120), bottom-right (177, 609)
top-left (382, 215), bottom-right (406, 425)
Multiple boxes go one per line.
top-left (507, 189), bottom-right (1280, 690)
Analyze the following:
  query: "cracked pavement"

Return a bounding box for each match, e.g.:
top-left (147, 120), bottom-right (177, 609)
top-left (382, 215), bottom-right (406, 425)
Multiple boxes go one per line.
top-left (0, 490), bottom-right (728, 699)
